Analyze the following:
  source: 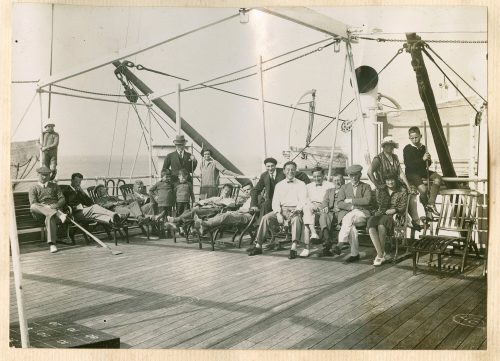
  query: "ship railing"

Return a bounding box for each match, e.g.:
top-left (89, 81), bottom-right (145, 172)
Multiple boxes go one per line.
top-left (11, 175), bottom-right (488, 251)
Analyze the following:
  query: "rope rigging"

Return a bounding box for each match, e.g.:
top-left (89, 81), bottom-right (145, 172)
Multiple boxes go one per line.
top-left (423, 43), bottom-right (487, 104)
top-left (184, 41), bottom-right (336, 91)
top-left (421, 47), bottom-right (481, 114)
top-left (357, 36), bottom-right (487, 44)
top-left (12, 92), bottom-right (37, 137)
top-left (289, 47), bottom-right (404, 162)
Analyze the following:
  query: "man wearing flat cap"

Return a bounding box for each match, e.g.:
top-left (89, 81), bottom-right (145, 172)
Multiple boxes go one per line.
top-left (29, 166), bottom-right (67, 253)
top-left (250, 157), bottom-right (311, 216)
top-left (331, 164), bottom-right (373, 262)
top-left (40, 121), bottom-right (59, 180)
top-left (161, 134), bottom-right (198, 184)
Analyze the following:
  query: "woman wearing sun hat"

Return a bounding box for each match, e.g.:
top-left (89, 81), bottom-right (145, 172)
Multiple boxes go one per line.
top-left (368, 136), bottom-right (422, 230)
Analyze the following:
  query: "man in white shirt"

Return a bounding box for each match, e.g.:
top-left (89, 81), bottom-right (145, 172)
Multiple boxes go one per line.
top-left (301, 167), bottom-right (334, 257)
top-left (248, 161), bottom-right (308, 259)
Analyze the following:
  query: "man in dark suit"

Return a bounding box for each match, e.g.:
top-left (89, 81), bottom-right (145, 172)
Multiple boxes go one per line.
top-left (63, 172), bottom-right (123, 226)
top-left (332, 164), bottom-right (373, 262)
top-left (250, 157), bottom-right (311, 215)
top-left (161, 134), bottom-right (198, 183)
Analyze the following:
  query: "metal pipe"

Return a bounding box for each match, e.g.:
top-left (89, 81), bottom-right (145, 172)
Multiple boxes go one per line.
top-left (258, 55), bottom-right (268, 160)
top-left (176, 83), bottom-right (181, 135)
top-left (112, 61), bottom-right (250, 185)
top-left (10, 193), bottom-right (30, 347)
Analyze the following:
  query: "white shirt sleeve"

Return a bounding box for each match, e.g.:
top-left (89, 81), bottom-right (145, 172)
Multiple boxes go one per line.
top-left (272, 181), bottom-right (282, 214)
top-left (295, 181), bottom-right (308, 211)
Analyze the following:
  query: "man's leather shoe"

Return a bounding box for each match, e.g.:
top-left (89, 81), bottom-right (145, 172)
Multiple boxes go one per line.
top-left (332, 245), bottom-right (341, 255)
top-left (288, 250), bottom-right (297, 259)
top-left (426, 204), bottom-right (440, 216)
top-left (411, 220), bottom-right (423, 231)
top-left (248, 247), bottom-right (262, 256)
top-left (345, 254), bottom-right (360, 263)
top-left (316, 248), bottom-right (333, 257)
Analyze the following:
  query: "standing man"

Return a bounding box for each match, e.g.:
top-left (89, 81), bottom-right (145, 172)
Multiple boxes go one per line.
top-left (40, 120), bottom-right (59, 180)
top-left (332, 164), bottom-right (373, 263)
top-left (316, 173), bottom-right (345, 257)
top-left (250, 157), bottom-right (311, 216)
top-left (161, 134), bottom-right (198, 184)
top-left (301, 167), bottom-right (334, 257)
top-left (29, 166), bottom-right (67, 253)
top-left (248, 161), bottom-right (308, 259)
top-left (403, 126), bottom-right (443, 217)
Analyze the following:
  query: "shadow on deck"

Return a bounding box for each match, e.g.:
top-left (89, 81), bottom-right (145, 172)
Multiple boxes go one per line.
top-left (10, 230), bottom-right (486, 350)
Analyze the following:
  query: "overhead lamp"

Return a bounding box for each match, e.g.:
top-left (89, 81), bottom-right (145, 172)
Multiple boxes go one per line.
top-left (239, 8), bottom-right (249, 24)
top-left (334, 39), bottom-right (341, 53)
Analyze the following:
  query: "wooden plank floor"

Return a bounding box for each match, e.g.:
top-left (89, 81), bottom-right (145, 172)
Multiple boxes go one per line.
top-left (10, 232), bottom-right (487, 350)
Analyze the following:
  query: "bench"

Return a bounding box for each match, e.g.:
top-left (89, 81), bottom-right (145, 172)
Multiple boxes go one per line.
top-left (13, 192), bottom-right (47, 242)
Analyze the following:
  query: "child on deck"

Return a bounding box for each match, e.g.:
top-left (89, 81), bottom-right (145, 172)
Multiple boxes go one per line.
top-left (403, 126), bottom-right (443, 220)
top-left (175, 169), bottom-right (195, 216)
top-left (150, 170), bottom-right (175, 221)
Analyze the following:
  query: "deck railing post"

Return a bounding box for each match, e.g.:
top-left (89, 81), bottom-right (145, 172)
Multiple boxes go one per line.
top-left (10, 193), bottom-right (30, 347)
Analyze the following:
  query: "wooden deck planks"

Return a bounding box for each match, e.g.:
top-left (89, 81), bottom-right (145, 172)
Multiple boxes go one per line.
top-left (394, 278), bottom-right (486, 349)
top-left (135, 255), bottom-right (364, 348)
top-left (249, 264), bottom-right (415, 349)
top-left (415, 287), bottom-right (486, 349)
top-left (350, 276), bottom-right (483, 349)
top-left (436, 300), bottom-right (486, 349)
top-left (10, 234), bottom-right (487, 350)
top-left (372, 277), bottom-right (484, 349)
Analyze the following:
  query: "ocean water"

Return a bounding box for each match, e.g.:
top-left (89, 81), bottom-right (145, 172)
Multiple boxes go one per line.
top-left (13, 153), bottom-right (263, 192)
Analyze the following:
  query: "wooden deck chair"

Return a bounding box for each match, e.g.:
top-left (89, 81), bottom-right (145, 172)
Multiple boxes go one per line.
top-left (86, 185), bottom-right (131, 245)
top-left (389, 193), bottom-right (412, 262)
top-left (119, 184), bottom-right (134, 200)
top-left (86, 186), bottom-right (98, 202)
top-left (409, 189), bottom-right (480, 275)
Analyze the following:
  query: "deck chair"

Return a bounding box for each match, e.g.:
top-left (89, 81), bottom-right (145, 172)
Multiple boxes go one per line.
top-left (198, 208), bottom-right (257, 251)
top-left (409, 189), bottom-right (480, 275)
top-left (119, 183), bottom-right (152, 239)
top-left (181, 188), bottom-right (242, 246)
top-left (119, 184), bottom-right (134, 200)
top-left (86, 185), bottom-right (131, 245)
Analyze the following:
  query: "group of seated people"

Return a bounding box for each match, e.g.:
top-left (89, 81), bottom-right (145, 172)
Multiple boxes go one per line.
top-left (28, 126), bottom-right (442, 264)
top-left (242, 126), bottom-right (443, 265)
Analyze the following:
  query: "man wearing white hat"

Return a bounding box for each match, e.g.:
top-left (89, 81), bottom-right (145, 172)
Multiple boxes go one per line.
top-left (161, 134), bottom-right (198, 184)
top-left (40, 120), bottom-right (59, 180)
top-left (29, 166), bottom-right (67, 253)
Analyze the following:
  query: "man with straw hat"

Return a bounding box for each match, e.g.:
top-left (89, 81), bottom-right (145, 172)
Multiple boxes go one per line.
top-left (28, 166), bottom-right (67, 253)
top-left (40, 120), bottom-right (59, 181)
top-left (161, 134), bottom-right (198, 184)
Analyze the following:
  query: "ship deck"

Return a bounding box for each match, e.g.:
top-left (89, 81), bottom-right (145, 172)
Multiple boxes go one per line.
top-left (9, 231), bottom-right (486, 350)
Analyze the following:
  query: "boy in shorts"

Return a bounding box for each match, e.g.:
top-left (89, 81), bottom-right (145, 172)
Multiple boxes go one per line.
top-left (403, 126), bottom-right (443, 217)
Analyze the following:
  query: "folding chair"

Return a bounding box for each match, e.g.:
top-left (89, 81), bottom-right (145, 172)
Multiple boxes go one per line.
top-left (409, 189), bottom-right (480, 275)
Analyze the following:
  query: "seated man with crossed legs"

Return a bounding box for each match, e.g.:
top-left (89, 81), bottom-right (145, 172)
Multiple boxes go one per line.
top-left (301, 166), bottom-right (334, 257)
top-left (247, 161), bottom-right (308, 259)
top-left (316, 173), bottom-right (345, 257)
top-left (193, 183), bottom-right (253, 234)
top-left (331, 164), bottom-right (373, 263)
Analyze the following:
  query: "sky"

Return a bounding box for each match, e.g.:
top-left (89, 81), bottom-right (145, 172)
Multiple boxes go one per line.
top-left (10, 5), bottom-right (487, 176)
